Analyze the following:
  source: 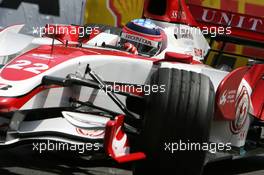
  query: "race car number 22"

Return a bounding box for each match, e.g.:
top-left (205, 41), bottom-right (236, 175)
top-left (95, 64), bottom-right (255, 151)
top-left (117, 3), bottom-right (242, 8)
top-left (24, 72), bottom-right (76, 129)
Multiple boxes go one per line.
top-left (6, 60), bottom-right (49, 74)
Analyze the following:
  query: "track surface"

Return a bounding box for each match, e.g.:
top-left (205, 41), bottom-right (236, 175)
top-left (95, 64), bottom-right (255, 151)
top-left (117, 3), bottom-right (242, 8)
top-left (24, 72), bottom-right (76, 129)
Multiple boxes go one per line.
top-left (0, 145), bottom-right (263, 175)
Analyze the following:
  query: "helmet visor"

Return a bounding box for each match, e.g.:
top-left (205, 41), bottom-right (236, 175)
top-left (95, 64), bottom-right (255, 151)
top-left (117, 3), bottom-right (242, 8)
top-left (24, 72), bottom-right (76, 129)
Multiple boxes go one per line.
top-left (120, 33), bottom-right (161, 57)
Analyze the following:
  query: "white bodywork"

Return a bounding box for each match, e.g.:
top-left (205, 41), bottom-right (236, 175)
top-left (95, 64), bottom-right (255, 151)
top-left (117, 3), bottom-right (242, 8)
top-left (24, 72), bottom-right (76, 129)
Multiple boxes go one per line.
top-left (152, 20), bottom-right (210, 61)
top-left (0, 22), bottom-right (253, 162)
top-left (0, 25), bottom-right (34, 64)
top-left (0, 24), bottom-right (65, 65)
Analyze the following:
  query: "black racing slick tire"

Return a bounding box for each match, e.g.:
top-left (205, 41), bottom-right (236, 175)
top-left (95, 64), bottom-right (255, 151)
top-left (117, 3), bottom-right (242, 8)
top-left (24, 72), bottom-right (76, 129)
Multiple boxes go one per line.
top-left (133, 68), bottom-right (215, 175)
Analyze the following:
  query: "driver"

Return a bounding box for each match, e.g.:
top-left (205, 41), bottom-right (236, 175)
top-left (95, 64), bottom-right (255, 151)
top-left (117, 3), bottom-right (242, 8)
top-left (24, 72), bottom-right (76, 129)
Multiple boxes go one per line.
top-left (119, 19), bottom-right (164, 57)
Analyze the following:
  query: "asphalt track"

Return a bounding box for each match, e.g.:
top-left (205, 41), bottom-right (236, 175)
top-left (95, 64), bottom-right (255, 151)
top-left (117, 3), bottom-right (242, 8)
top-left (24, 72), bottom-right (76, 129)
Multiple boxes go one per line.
top-left (0, 145), bottom-right (263, 175)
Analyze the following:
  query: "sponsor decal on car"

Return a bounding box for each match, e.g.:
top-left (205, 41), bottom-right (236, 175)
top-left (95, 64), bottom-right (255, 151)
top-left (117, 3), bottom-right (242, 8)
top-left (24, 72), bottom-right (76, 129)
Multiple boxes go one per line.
top-left (76, 128), bottom-right (105, 138)
top-left (112, 126), bottom-right (129, 156)
top-left (230, 86), bottom-right (249, 134)
top-left (194, 48), bottom-right (203, 57)
top-left (121, 33), bottom-right (158, 47)
top-left (6, 60), bottom-right (50, 75)
top-left (0, 83), bottom-right (12, 90)
top-left (219, 89), bottom-right (237, 106)
top-left (171, 10), bottom-right (186, 19)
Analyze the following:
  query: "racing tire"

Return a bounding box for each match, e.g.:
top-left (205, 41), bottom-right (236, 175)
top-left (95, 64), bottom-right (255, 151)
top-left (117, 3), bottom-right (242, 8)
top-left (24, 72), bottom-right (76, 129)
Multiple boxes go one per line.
top-left (133, 68), bottom-right (215, 175)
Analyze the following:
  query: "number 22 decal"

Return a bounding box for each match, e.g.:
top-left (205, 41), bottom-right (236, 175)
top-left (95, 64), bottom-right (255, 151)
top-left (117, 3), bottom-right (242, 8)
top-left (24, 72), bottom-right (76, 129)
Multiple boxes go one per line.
top-left (6, 60), bottom-right (49, 74)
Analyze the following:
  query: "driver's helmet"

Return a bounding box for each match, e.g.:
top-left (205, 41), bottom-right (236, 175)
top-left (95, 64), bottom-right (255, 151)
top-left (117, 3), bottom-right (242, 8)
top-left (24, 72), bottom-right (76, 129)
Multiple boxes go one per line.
top-left (120, 19), bottom-right (163, 57)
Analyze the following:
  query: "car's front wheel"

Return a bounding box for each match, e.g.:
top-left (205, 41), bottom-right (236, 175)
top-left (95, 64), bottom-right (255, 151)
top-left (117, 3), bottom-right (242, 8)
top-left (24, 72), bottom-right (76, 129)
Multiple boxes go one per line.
top-left (133, 68), bottom-right (215, 175)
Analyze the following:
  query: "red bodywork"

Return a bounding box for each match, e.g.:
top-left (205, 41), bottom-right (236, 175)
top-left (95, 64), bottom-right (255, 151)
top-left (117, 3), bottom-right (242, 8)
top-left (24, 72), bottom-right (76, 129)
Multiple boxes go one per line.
top-left (216, 64), bottom-right (264, 121)
top-left (144, 0), bottom-right (197, 26)
top-left (0, 0), bottom-right (262, 165)
top-left (43, 24), bottom-right (101, 44)
top-left (104, 115), bottom-right (146, 163)
top-left (244, 65), bottom-right (264, 120)
top-left (143, 0), bottom-right (264, 121)
top-left (188, 4), bottom-right (264, 44)
top-left (144, 0), bottom-right (264, 47)
top-left (0, 44), bottom-right (160, 113)
top-left (0, 86), bottom-right (57, 113)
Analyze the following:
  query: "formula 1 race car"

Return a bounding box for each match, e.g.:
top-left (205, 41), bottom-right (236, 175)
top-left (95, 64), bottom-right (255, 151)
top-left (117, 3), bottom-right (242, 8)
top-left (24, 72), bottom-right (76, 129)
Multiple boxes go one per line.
top-left (0, 0), bottom-right (263, 175)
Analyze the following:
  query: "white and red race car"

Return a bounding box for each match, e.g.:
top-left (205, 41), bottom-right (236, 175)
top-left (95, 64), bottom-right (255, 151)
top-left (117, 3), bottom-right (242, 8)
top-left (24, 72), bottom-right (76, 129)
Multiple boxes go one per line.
top-left (0, 0), bottom-right (263, 175)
